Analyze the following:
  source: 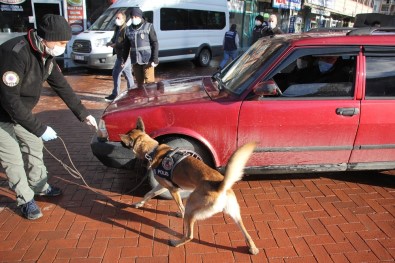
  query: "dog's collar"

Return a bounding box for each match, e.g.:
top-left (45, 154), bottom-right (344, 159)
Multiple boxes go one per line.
top-left (145, 144), bottom-right (159, 167)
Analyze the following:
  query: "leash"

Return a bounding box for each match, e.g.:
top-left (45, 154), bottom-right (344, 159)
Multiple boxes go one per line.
top-left (43, 136), bottom-right (148, 198)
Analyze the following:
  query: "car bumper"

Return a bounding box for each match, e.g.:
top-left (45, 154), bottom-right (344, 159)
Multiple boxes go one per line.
top-left (71, 52), bottom-right (116, 70)
top-left (90, 134), bottom-right (136, 169)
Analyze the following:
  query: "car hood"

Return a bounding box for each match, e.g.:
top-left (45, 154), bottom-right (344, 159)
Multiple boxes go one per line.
top-left (105, 76), bottom-right (222, 113)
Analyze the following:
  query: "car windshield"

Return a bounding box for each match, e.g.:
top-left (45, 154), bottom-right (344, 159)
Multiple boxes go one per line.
top-left (89, 7), bottom-right (126, 31)
top-left (219, 38), bottom-right (285, 95)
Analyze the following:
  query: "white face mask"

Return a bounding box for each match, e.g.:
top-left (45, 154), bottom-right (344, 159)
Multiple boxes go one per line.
top-left (255, 20), bottom-right (262, 26)
top-left (132, 17), bottom-right (142, 25)
top-left (45, 44), bottom-right (65, 57)
top-left (115, 18), bottom-right (124, 26)
top-left (269, 22), bottom-right (276, 29)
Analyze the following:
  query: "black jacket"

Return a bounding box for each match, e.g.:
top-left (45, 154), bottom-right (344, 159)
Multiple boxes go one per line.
top-left (0, 30), bottom-right (89, 137)
top-left (251, 25), bottom-right (269, 44)
top-left (110, 25), bottom-right (128, 59)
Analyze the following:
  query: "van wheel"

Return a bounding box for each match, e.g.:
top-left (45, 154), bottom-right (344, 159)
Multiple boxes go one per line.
top-left (147, 136), bottom-right (214, 199)
top-left (194, 48), bottom-right (211, 67)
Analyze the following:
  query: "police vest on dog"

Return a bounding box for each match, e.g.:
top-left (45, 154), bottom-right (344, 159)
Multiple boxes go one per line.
top-left (152, 149), bottom-right (189, 188)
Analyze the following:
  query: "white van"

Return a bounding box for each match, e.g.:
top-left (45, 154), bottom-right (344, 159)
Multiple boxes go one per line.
top-left (71, 0), bottom-right (229, 69)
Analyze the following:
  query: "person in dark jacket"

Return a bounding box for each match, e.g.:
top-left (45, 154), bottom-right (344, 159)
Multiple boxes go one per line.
top-left (122, 7), bottom-right (159, 88)
top-left (105, 11), bottom-right (135, 102)
top-left (0, 14), bottom-right (97, 220)
top-left (218, 24), bottom-right (240, 70)
top-left (251, 15), bottom-right (269, 45)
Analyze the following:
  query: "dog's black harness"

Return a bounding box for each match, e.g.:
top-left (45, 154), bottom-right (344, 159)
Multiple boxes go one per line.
top-left (146, 148), bottom-right (189, 188)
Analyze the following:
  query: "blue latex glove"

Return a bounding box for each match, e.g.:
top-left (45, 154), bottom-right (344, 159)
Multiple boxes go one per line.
top-left (41, 126), bottom-right (57, 141)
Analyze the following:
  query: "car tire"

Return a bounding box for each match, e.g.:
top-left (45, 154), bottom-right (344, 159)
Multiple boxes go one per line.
top-left (147, 136), bottom-right (214, 200)
top-left (194, 48), bottom-right (211, 67)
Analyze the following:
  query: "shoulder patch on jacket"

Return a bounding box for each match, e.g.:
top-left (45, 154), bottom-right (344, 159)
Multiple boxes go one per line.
top-left (2, 71), bottom-right (20, 87)
top-left (12, 40), bottom-right (27, 53)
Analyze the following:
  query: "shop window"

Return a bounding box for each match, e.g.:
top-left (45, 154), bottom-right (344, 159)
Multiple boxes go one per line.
top-left (0, 2), bottom-right (33, 33)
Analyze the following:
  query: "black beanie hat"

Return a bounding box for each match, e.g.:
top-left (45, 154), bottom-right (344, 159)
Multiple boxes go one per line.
top-left (37, 14), bottom-right (72, 41)
top-left (130, 7), bottom-right (143, 18)
top-left (255, 15), bottom-right (264, 23)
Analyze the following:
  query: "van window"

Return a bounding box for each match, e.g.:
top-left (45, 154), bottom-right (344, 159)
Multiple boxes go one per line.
top-left (160, 8), bottom-right (226, 31)
top-left (143, 11), bottom-right (154, 23)
top-left (90, 7), bottom-right (125, 31)
top-left (89, 8), bottom-right (154, 31)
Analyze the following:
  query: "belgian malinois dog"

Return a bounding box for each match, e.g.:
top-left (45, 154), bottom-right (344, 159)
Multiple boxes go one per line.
top-left (120, 117), bottom-right (259, 255)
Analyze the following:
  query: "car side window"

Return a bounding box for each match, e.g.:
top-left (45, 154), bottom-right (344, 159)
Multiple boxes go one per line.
top-left (271, 54), bottom-right (356, 98)
top-left (365, 57), bottom-right (395, 97)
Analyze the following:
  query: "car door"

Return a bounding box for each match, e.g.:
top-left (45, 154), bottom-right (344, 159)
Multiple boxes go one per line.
top-left (237, 47), bottom-right (362, 172)
top-left (348, 46), bottom-right (395, 170)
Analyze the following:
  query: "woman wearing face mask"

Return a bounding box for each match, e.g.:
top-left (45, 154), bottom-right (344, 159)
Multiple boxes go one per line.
top-left (0, 14), bottom-right (97, 220)
top-left (122, 7), bottom-right (159, 89)
top-left (105, 11), bottom-right (135, 102)
top-left (251, 15), bottom-right (269, 45)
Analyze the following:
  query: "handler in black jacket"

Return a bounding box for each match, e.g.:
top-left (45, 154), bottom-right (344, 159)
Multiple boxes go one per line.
top-left (0, 14), bottom-right (97, 220)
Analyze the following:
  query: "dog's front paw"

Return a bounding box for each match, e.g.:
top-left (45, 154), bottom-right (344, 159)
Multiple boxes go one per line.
top-left (249, 247), bottom-right (259, 255)
top-left (131, 202), bottom-right (144, 208)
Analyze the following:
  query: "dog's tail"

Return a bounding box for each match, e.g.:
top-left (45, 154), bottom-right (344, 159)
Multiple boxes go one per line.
top-left (218, 142), bottom-right (256, 193)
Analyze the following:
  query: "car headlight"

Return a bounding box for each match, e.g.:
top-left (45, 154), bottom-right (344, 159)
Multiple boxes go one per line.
top-left (97, 119), bottom-right (108, 142)
top-left (93, 37), bottom-right (111, 48)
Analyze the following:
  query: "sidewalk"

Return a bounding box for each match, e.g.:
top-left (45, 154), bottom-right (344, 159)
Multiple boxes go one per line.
top-left (0, 68), bottom-right (394, 262)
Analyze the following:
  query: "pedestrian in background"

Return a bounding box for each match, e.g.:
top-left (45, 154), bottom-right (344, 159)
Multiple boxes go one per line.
top-left (122, 7), bottom-right (159, 88)
top-left (267, 14), bottom-right (284, 36)
top-left (0, 14), bottom-right (97, 220)
top-left (105, 11), bottom-right (135, 102)
top-left (218, 24), bottom-right (239, 70)
top-left (251, 15), bottom-right (268, 45)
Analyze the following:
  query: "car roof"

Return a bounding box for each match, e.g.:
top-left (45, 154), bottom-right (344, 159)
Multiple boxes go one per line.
top-left (271, 28), bottom-right (395, 48)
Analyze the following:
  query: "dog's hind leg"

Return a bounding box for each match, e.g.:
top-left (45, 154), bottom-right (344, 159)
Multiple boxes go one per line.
top-left (169, 213), bottom-right (195, 247)
top-left (224, 191), bottom-right (259, 255)
top-left (169, 189), bottom-right (185, 218)
top-left (131, 184), bottom-right (168, 208)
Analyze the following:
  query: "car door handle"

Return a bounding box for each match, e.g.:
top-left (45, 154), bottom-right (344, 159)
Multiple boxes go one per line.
top-left (336, 107), bottom-right (360, 116)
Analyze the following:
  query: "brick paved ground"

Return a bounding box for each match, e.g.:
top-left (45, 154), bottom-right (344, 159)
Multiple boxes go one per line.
top-left (0, 64), bottom-right (394, 262)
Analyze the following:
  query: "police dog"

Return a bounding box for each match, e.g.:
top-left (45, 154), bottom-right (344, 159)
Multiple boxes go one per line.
top-left (120, 117), bottom-right (259, 255)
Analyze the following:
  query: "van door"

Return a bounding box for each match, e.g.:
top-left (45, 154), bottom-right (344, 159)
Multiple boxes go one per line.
top-left (348, 47), bottom-right (395, 170)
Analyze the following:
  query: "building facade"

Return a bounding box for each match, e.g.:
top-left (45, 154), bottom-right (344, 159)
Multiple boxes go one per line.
top-left (228, 0), bottom-right (374, 47)
top-left (0, 0), bottom-right (113, 45)
top-left (1, 0), bottom-right (381, 52)
top-left (373, 0), bottom-right (395, 14)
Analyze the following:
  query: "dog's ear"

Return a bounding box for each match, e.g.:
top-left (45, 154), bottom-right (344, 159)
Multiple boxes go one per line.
top-left (136, 117), bottom-right (145, 132)
top-left (120, 134), bottom-right (132, 146)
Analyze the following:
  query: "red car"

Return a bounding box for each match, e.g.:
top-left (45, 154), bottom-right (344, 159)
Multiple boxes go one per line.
top-left (92, 27), bottom-right (395, 195)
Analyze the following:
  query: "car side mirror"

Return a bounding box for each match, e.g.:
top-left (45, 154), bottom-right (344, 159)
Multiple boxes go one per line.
top-left (253, 80), bottom-right (282, 96)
